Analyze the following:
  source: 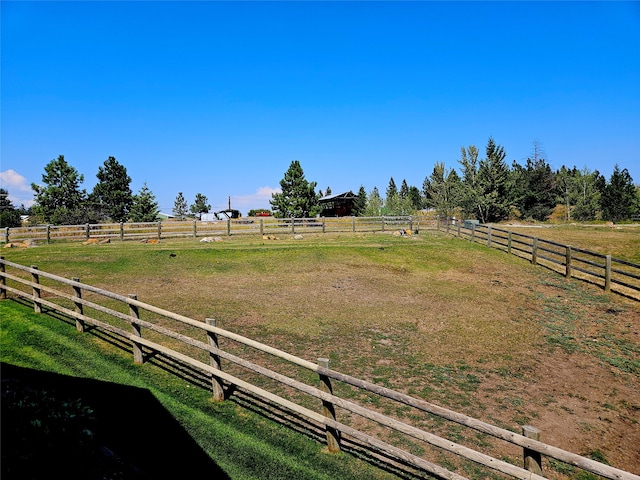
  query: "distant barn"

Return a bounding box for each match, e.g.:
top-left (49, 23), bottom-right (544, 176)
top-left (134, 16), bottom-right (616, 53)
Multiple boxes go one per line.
top-left (318, 191), bottom-right (356, 217)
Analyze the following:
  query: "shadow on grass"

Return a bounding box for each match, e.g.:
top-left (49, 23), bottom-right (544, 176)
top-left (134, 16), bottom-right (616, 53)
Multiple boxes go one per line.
top-left (1, 362), bottom-right (231, 480)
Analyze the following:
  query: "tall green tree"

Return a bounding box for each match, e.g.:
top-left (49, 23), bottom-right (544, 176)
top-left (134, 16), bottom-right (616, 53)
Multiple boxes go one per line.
top-left (458, 145), bottom-right (480, 219)
top-left (0, 189), bottom-right (22, 228)
top-left (512, 157), bottom-right (557, 221)
top-left (189, 193), bottom-right (211, 220)
top-left (364, 187), bottom-right (383, 216)
top-left (384, 177), bottom-right (402, 214)
top-left (600, 165), bottom-right (638, 221)
top-left (354, 185), bottom-right (367, 216)
top-left (407, 186), bottom-right (423, 211)
top-left (90, 156), bottom-right (133, 222)
top-left (475, 137), bottom-right (511, 223)
top-left (129, 183), bottom-right (159, 222)
top-left (423, 162), bottom-right (462, 219)
top-left (270, 160), bottom-right (319, 218)
top-left (31, 155), bottom-right (89, 225)
top-left (172, 192), bottom-right (188, 220)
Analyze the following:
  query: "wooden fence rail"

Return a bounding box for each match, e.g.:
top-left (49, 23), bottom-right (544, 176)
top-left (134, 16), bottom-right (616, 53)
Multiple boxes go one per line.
top-left (2, 257), bottom-right (638, 480)
top-left (3, 216), bottom-right (424, 245)
top-left (438, 219), bottom-right (640, 300)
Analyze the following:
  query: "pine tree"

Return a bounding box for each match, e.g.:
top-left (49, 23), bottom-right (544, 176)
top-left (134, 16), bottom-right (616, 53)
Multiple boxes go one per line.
top-left (172, 192), bottom-right (188, 220)
top-left (354, 185), bottom-right (367, 216)
top-left (270, 160), bottom-right (319, 218)
top-left (90, 156), bottom-right (133, 222)
top-left (601, 165), bottom-right (638, 221)
top-left (31, 155), bottom-right (89, 225)
top-left (476, 137), bottom-right (510, 223)
top-left (189, 193), bottom-right (211, 220)
top-left (130, 183), bottom-right (159, 222)
top-left (0, 189), bottom-right (22, 228)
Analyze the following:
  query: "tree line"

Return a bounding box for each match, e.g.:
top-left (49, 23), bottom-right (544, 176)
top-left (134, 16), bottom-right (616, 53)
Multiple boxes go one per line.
top-left (1, 140), bottom-right (638, 228)
top-left (270, 138), bottom-right (640, 223)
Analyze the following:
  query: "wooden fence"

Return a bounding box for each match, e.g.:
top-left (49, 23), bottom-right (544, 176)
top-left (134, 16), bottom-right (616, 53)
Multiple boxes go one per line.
top-left (1, 257), bottom-right (637, 480)
top-left (3, 216), bottom-right (423, 244)
top-left (437, 218), bottom-right (640, 301)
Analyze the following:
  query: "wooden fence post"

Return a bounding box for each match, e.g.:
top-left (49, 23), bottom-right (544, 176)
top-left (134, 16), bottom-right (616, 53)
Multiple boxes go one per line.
top-left (46, 225), bottom-right (51, 244)
top-left (531, 238), bottom-right (538, 265)
top-left (318, 357), bottom-right (341, 453)
top-left (157, 222), bottom-right (162, 240)
top-left (507, 231), bottom-right (512, 255)
top-left (31, 266), bottom-right (42, 313)
top-left (260, 218), bottom-right (264, 236)
top-left (446, 217), bottom-right (450, 234)
top-left (382, 217), bottom-right (386, 232)
top-left (565, 246), bottom-right (572, 278)
top-left (193, 220), bottom-right (197, 238)
top-left (352, 216), bottom-right (356, 233)
top-left (605, 255), bottom-right (611, 292)
top-left (85, 223), bottom-right (90, 240)
top-left (120, 222), bottom-right (124, 242)
top-left (322, 217), bottom-right (326, 233)
top-left (487, 225), bottom-right (492, 247)
top-left (409, 216), bottom-right (413, 232)
top-left (457, 221), bottom-right (461, 237)
top-left (522, 425), bottom-right (542, 475)
top-left (436, 215), bottom-right (440, 231)
top-left (72, 277), bottom-right (84, 332)
top-left (227, 219), bottom-right (231, 236)
top-left (471, 222), bottom-right (476, 242)
top-left (206, 318), bottom-right (225, 402)
top-left (4, 227), bottom-right (8, 244)
top-left (0, 256), bottom-right (6, 300)
top-left (291, 218), bottom-right (295, 235)
top-left (129, 294), bottom-right (143, 365)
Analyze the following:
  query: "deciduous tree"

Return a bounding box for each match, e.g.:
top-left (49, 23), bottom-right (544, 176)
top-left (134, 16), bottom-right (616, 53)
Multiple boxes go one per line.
top-left (0, 189), bottom-right (22, 228)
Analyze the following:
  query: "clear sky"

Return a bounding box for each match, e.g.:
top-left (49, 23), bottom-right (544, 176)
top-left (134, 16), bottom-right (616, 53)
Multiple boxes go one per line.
top-left (2, 1), bottom-right (639, 215)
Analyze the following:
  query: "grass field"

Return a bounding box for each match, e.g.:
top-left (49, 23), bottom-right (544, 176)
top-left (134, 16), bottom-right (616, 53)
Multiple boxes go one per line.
top-left (2, 230), bottom-right (639, 478)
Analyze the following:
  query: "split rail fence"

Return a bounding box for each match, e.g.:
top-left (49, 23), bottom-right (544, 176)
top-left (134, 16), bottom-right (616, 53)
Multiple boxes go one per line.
top-left (437, 218), bottom-right (640, 301)
top-left (3, 216), bottom-right (422, 244)
top-left (1, 257), bottom-right (637, 480)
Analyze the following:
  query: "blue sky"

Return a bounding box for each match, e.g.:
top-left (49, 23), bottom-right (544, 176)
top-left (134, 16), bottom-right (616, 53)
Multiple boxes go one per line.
top-left (2, 1), bottom-right (639, 214)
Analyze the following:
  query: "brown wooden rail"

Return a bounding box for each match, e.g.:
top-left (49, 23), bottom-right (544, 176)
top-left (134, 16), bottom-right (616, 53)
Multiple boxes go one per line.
top-left (1, 257), bottom-right (638, 480)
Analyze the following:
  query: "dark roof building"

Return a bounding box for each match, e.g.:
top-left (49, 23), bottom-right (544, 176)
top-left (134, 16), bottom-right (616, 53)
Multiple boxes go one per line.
top-left (318, 191), bottom-right (356, 217)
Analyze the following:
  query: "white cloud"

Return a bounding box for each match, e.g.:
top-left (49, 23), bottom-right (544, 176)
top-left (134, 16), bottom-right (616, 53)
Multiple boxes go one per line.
top-left (0, 169), bottom-right (35, 207)
top-left (231, 186), bottom-right (281, 212)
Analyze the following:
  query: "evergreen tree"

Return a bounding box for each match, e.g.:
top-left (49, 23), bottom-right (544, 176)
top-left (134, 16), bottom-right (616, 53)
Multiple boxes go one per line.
top-left (129, 183), bottom-right (159, 222)
top-left (0, 189), bottom-right (22, 228)
top-left (385, 177), bottom-right (402, 214)
top-left (407, 186), bottom-right (423, 211)
top-left (364, 187), bottom-right (383, 216)
top-left (512, 156), bottom-right (557, 221)
top-left (270, 160), bottom-right (319, 218)
top-left (600, 165), bottom-right (638, 221)
top-left (90, 156), bottom-right (133, 222)
top-left (423, 162), bottom-right (462, 219)
top-left (31, 155), bottom-right (89, 225)
top-left (458, 145), bottom-right (480, 219)
top-left (172, 192), bottom-right (188, 220)
top-left (189, 193), bottom-right (211, 220)
top-left (399, 179), bottom-right (409, 199)
top-left (354, 185), bottom-right (367, 216)
top-left (476, 137), bottom-right (510, 223)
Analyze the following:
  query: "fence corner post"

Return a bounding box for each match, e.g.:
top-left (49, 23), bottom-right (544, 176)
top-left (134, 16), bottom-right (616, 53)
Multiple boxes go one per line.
top-left (31, 265), bottom-right (42, 313)
top-left (318, 357), bottom-right (341, 453)
top-left (72, 277), bottom-right (84, 332)
top-left (206, 318), bottom-right (225, 402)
top-left (129, 294), bottom-right (143, 365)
top-left (565, 245), bottom-right (572, 278)
top-left (0, 256), bottom-right (6, 300)
top-left (522, 425), bottom-right (542, 475)
top-left (605, 254), bottom-right (611, 292)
